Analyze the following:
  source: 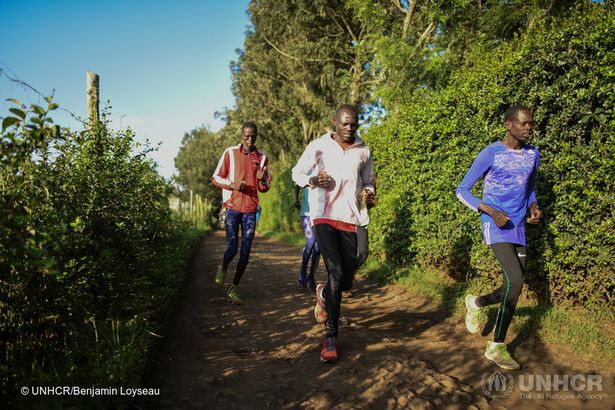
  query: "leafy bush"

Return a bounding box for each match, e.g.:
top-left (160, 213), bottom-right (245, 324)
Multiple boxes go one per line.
top-left (0, 99), bottom-right (201, 405)
top-left (257, 163), bottom-right (302, 235)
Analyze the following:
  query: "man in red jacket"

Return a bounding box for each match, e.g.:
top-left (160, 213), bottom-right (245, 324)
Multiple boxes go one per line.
top-left (211, 122), bottom-right (271, 304)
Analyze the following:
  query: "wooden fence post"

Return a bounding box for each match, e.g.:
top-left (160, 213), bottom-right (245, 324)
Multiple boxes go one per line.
top-left (189, 190), bottom-right (194, 216)
top-left (86, 71), bottom-right (100, 125)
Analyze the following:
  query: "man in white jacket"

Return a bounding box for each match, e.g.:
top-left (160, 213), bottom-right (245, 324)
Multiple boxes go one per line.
top-left (292, 104), bottom-right (375, 363)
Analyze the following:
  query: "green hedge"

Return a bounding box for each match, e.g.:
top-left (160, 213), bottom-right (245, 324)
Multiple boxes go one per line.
top-left (1, 101), bottom-right (203, 406)
top-left (257, 163), bottom-right (302, 235)
top-left (364, 6), bottom-right (614, 310)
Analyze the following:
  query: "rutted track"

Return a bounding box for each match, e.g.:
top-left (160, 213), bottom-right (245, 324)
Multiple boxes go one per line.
top-left (141, 230), bottom-right (613, 409)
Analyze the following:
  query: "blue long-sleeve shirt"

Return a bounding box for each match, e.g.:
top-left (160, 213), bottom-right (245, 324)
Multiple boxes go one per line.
top-left (456, 141), bottom-right (539, 246)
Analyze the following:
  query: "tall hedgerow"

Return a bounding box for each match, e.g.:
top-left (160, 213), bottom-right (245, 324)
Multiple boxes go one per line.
top-left (364, 5), bottom-right (614, 309)
top-left (1, 100), bottom-right (198, 405)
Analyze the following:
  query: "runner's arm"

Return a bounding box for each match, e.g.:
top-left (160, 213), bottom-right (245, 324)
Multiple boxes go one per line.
top-left (526, 148), bottom-right (540, 210)
top-left (294, 185), bottom-right (301, 209)
top-left (291, 144), bottom-right (317, 188)
top-left (257, 156), bottom-right (271, 193)
top-left (212, 149), bottom-right (235, 190)
top-left (526, 149), bottom-right (542, 223)
top-left (455, 148), bottom-right (493, 213)
top-left (360, 151), bottom-right (376, 208)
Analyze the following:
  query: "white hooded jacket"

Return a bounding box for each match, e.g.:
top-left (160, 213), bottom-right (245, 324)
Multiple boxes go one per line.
top-left (292, 132), bottom-right (375, 229)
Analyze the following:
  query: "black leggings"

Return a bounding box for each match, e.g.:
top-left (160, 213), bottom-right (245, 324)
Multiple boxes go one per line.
top-left (476, 242), bottom-right (526, 343)
top-left (313, 224), bottom-right (357, 339)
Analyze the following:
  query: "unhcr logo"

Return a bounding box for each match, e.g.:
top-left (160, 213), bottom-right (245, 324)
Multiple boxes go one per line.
top-left (481, 370), bottom-right (515, 398)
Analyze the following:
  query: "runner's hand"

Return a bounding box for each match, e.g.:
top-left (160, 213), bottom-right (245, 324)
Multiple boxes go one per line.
top-left (492, 210), bottom-right (510, 228)
top-left (527, 205), bottom-right (542, 224)
top-left (294, 200), bottom-right (300, 209)
top-left (256, 170), bottom-right (264, 181)
top-left (310, 171), bottom-right (331, 188)
top-left (229, 181), bottom-right (245, 191)
top-left (362, 189), bottom-right (375, 209)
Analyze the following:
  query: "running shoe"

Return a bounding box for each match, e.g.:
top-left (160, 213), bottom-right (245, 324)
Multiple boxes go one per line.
top-left (464, 294), bottom-right (481, 334)
top-left (314, 282), bottom-right (327, 324)
top-left (297, 278), bottom-right (307, 289)
top-left (320, 337), bottom-right (339, 363)
top-left (227, 285), bottom-right (243, 305)
top-left (214, 265), bottom-right (227, 286)
top-left (485, 342), bottom-right (520, 370)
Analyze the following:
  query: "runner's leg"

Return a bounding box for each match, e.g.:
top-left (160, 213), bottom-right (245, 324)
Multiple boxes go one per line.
top-left (222, 209), bottom-right (241, 270)
top-left (314, 224), bottom-right (357, 338)
top-left (477, 243), bottom-right (525, 343)
top-left (299, 216), bottom-right (314, 284)
top-left (232, 211), bottom-right (257, 286)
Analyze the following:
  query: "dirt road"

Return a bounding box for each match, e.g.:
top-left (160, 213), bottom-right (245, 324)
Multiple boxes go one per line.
top-left (141, 231), bottom-right (613, 409)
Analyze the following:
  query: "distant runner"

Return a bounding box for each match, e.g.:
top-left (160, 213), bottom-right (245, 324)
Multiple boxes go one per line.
top-left (294, 183), bottom-right (321, 290)
top-left (456, 105), bottom-right (542, 370)
top-left (212, 122), bottom-right (271, 305)
top-left (292, 104), bottom-right (375, 363)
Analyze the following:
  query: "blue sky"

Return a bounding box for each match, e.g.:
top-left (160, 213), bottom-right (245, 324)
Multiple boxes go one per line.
top-left (0, 0), bottom-right (250, 178)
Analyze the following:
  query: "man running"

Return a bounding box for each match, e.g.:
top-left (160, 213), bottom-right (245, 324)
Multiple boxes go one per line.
top-left (212, 122), bottom-right (270, 304)
top-left (456, 105), bottom-right (542, 370)
top-left (294, 183), bottom-right (320, 290)
top-left (292, 104), bottom-right (375, 363)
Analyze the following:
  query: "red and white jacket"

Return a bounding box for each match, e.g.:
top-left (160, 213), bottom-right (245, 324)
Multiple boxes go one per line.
top-left (212, 144), bottom-right (270, 213)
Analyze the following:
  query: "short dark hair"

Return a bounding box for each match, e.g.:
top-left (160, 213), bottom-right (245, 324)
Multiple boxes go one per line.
top-left (505, 105), bottom-right (531, 122)
top-left (242, 122), bottom-right (257, 132)
top-left (335, 104), bottom-right (358, 120)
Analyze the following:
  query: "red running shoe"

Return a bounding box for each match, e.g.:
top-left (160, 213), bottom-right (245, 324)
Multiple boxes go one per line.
top-left (320, 337), bottom-right (339, 363)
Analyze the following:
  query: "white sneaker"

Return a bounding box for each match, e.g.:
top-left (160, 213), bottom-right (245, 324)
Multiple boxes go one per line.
top-left (464, 294), bottom-right (481, 334)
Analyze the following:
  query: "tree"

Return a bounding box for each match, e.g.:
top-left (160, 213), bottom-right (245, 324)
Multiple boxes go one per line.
top-left (230, 0), bottom-right (373, 161)
top-left (174, 126), bottom-right (234, 204)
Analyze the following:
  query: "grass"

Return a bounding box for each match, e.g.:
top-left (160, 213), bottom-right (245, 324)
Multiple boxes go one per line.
top-left (360, 259), bottom-right (615, 366)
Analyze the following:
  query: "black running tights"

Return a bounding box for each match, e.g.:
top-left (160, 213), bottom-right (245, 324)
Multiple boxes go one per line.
top-left (476, 242), bottom-right (526, 343)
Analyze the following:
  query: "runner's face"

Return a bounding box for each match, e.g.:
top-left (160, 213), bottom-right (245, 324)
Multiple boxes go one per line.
top-left (334, 110), bottom-right (359, 143)
top-left (506, 110), bottom-right (534, 143)
top-left (241, 127), bottom-right (257, 151)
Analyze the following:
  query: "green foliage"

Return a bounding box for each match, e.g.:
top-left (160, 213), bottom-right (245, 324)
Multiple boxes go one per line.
top-left (257, 164), bottom-right (302, 235)
top-left (0, 99), bottom-right (203, 406)
top-left (174, 126), bottom-right (235, 205)
top-left (227, 0), bottom-right (372, 159)
top-left (364, 4), bottom-right (614, 310)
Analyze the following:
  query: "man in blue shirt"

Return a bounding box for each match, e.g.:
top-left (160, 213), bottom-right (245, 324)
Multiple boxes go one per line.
top-left (456, 105), bottom-right (543, 370)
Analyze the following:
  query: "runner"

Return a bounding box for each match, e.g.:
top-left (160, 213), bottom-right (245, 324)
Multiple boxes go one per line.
top-left (292, 104), bottom-right (375, 363)
top-left (456, 105), bottom-right (542, 370)
top-left (294, 183), bottom-right (320, 290)
top-left (211, 122), bottom-right (271, 304)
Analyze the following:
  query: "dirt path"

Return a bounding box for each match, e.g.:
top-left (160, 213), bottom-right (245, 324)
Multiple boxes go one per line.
top-left (141, 231), bottom-right (614, 409)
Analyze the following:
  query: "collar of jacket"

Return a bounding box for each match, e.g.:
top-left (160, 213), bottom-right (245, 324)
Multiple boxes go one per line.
top-left (325, 131), bottom-right (365, 149)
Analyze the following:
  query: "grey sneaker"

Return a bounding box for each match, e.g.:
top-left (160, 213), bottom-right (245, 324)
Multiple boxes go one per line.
top-left (214, 265), bottom-right (227, 286)
top-left (485, 343), bottom-right (520, 370)
top-left (464, 294), bottom-right (481, 334)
